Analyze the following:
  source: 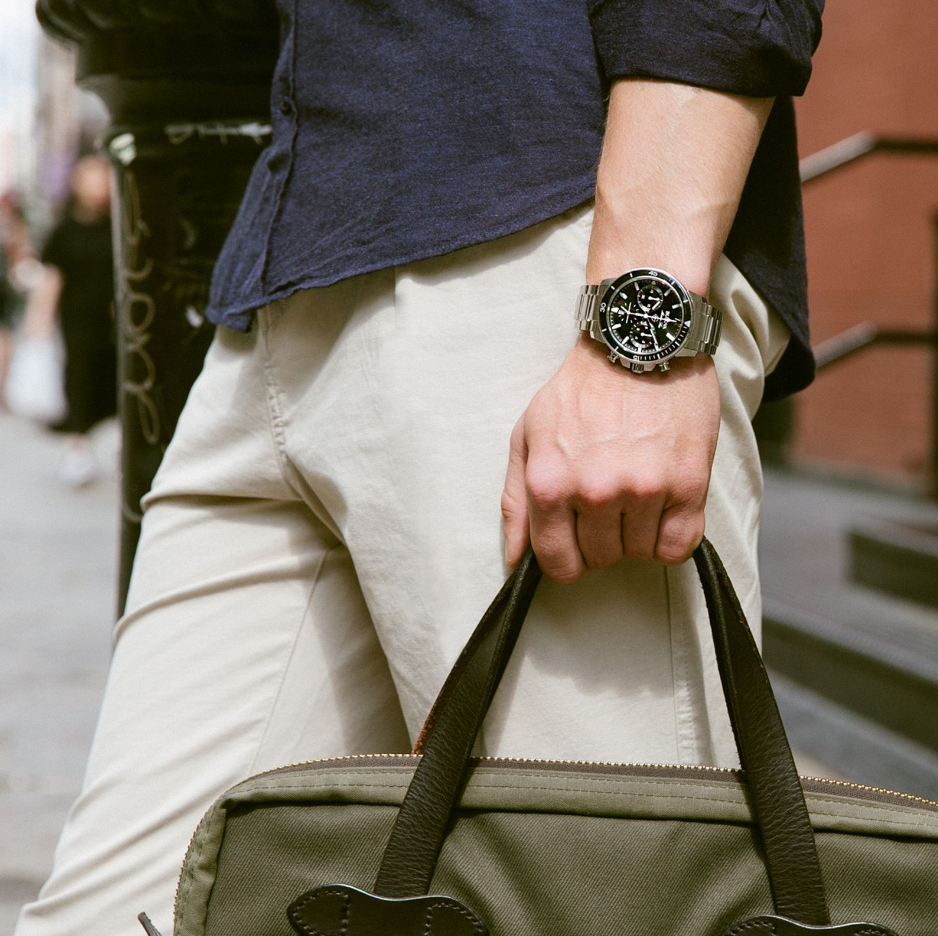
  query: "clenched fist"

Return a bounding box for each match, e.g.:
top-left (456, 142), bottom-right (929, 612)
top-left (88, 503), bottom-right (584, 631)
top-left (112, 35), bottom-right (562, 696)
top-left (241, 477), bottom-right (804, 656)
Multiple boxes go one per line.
top-left (501, 336), bottom-right (720, 583)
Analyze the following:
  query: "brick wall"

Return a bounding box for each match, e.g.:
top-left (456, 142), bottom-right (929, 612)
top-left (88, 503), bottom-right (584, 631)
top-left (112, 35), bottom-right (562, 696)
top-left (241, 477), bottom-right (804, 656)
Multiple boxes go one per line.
top-left (792, 0), bottom-right (938, 488)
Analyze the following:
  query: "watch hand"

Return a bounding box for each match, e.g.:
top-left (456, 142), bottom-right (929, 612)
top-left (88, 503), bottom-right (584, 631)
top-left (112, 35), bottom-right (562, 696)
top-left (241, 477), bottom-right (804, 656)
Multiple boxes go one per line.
top-left (626, 310), bottom-right (680, 325)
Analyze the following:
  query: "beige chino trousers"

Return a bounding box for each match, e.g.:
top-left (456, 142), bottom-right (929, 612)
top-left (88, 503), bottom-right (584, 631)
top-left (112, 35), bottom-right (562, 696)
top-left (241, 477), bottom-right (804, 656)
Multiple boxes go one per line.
top-left (16, 203), bottom-right (789, 935)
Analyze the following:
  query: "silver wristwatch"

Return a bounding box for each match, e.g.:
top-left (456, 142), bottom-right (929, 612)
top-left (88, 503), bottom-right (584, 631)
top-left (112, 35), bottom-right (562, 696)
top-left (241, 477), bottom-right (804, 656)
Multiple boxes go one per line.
top-left (575, 268), bottom-right (722, 373)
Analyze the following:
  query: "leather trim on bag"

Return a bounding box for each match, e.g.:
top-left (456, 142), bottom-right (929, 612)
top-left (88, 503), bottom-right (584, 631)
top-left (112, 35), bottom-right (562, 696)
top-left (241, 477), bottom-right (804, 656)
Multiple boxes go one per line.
top-left (721, 915), bottom-right (897, 935)
top-left (287, 884), bottom-right (487, 936)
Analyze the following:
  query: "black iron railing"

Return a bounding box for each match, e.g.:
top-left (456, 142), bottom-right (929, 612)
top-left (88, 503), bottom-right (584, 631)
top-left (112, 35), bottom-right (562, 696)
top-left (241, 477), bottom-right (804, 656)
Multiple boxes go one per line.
top-left (796, 134), bottom-right (938, 494)
top-left (799, 133), bottom-right (938, 184)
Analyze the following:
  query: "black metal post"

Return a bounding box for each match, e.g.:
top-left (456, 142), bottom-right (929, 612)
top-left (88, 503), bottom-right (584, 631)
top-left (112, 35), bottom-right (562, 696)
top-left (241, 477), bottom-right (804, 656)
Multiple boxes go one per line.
top-left (107, 126), bottom-right (270, 613)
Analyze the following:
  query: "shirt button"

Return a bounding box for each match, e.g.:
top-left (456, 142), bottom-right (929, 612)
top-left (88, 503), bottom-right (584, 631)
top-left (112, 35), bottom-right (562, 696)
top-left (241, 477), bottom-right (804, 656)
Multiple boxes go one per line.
top-left (279, 96), bottom-right (292, 116)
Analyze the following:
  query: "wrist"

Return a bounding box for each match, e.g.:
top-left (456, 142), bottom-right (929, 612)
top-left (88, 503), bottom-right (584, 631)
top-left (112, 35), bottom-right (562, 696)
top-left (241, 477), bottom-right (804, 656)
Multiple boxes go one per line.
top-left (586, 192), bottom-right (717, 296)
top-left (585, 250), bottom-right (712, 299)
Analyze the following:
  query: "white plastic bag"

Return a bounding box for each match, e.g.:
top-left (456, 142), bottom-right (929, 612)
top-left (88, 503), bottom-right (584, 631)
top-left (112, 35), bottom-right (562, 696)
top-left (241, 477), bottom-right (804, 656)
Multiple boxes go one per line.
top-left (5, 331), bottom-right (67, 424)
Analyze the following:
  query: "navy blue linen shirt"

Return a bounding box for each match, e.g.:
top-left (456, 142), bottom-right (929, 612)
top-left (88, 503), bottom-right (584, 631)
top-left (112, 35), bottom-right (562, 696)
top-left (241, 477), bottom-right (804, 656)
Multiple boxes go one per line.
top-left (206, 0), bottom-right (824, 401)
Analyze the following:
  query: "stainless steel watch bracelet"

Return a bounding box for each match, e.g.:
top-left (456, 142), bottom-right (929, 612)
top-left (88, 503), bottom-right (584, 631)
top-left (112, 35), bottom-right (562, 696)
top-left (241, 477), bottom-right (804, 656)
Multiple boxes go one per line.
top-left (683, 293), bottom-right (723, 356)
top-left (574, 284), bottom-right (604, 334)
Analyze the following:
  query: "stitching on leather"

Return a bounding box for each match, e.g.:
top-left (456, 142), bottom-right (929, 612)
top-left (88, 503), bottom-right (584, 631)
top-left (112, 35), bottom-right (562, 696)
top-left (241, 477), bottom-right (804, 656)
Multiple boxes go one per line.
top-left (424, 900), bottom-right (484, 936)
top-left (801, 790), bottom-right (930, 816)
top-left (723, 922), bottom-right (891, 936)
top-left (724, 920), bottom-right (772, 935)
top-left (289, 888), bottom-right (350, 936)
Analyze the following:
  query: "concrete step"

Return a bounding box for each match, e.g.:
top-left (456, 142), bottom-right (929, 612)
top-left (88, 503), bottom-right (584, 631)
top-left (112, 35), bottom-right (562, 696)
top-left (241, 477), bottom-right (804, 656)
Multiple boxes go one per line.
top-left (771, 671), bottom-right (938, 803)
top-left (760, 467), bottom-right (938, 793)
top-left (763, 596), bottom-right (938, 751)
top-left (849, 521), bottom-right (938, 609)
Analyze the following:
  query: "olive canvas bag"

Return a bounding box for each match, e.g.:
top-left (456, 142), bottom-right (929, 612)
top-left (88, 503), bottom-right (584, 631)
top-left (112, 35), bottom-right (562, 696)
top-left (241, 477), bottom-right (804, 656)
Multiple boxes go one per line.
top-left (140, 539), bottom-right (938, 936)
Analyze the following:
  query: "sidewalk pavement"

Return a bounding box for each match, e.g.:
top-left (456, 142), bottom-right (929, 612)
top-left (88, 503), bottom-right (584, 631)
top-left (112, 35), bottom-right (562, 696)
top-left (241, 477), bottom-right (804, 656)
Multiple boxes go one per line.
top-left (0, 410), bottom-right (117, 935)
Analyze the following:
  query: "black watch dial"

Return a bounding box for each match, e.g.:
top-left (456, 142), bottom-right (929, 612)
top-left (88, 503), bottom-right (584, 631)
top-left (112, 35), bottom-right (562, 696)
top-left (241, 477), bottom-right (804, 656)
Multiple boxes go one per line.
top-left (598, 269), bottom-right (693, 363)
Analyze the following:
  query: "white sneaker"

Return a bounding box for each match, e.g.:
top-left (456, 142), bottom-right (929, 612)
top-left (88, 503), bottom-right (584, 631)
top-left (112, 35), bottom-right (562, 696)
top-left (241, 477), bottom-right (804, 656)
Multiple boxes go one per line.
top-left (60, 449), bottom-right (99, 487)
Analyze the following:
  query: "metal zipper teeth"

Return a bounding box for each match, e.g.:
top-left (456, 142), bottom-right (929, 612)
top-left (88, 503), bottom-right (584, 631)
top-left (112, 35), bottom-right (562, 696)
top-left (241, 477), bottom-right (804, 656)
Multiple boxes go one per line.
top-left (231, 753), bottom-right (938, 808)
top-left (173, 753), bottom-right (938, 920)
top-left (798, 775), bottom-right (938, 808)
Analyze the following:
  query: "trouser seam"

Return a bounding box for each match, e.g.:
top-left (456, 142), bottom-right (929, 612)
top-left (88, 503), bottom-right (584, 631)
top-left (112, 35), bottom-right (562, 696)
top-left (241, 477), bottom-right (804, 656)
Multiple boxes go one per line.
top-left (259, 305), bottom-right (303, 497)
top-left (667, 564), bottom-right (701, 765)
top-left (245, 543), bottom-right (336, 776)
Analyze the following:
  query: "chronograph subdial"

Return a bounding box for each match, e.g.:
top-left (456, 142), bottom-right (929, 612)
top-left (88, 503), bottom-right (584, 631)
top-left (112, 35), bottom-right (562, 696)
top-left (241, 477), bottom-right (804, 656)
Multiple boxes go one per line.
top-left (637, 284), bottom-right (666, 313)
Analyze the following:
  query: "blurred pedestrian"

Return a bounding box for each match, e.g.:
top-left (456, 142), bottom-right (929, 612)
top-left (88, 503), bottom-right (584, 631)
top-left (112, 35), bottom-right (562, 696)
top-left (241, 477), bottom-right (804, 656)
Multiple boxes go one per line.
top-left (0, 193), bottom-right (32, 408)
top-left (22, 155), bottom-right (116, 485)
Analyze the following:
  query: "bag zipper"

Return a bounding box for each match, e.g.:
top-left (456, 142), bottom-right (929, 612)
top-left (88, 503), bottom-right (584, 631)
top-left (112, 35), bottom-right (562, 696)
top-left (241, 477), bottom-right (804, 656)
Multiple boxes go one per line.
top-left (231, 753), bottom-right (938, 809)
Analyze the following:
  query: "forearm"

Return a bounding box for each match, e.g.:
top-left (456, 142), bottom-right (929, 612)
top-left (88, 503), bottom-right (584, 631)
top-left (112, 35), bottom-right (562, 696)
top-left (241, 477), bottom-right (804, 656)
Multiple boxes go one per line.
top-left (586, 79), bottom-right (774, 296)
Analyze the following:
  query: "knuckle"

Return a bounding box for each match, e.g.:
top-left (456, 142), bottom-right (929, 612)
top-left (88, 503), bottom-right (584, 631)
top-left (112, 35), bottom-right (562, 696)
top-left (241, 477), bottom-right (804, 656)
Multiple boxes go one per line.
top-left (526, 467), bottom-right (566, 511)
top-left (576, 478), bottom-right (618, 511)
top-left (533, 538), bottom-right (586, 584)
top-left (673, 469), bottom-right (711, 506)
top-left (624, 474), bottom-right (663, 504)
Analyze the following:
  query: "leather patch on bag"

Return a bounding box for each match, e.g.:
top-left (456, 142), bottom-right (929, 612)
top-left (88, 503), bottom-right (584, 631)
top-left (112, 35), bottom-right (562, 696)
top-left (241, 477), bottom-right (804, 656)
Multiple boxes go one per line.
top-left (287, 884), bottom-right (487, 936)
top-left (722, 916), bottom-right (897, 935)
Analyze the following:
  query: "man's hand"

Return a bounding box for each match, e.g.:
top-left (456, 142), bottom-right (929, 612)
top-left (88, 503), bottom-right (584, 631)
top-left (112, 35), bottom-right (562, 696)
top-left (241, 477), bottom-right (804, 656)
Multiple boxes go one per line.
top-left (500, 78), bottom-right (771, 581)
top-left (502, 337), bottom-right (720, 582)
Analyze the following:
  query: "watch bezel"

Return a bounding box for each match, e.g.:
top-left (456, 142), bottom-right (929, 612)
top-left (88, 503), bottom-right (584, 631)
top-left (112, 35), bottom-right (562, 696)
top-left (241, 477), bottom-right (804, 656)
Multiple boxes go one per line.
top-left (597, 268), bottom-right (694, 365)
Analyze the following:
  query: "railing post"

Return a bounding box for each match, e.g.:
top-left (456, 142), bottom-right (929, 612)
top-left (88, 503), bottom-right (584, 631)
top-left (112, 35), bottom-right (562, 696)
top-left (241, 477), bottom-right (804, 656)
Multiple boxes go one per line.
top-left (932, 212), bottom-right (938, 499)
top-left (106, 126), bottom-right (271, 614)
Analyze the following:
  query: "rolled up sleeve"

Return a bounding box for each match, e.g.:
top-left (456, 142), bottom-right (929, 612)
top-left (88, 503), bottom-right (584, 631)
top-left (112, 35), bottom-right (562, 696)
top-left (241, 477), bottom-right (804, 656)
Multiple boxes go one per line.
top-left (588, 0), bottom-right (824, 98)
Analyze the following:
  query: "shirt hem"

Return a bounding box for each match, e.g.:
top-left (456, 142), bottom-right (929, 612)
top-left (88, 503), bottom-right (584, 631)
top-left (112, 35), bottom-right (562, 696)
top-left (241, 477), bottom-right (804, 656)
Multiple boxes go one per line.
top-left (204, 184), bottom-right (599, 331)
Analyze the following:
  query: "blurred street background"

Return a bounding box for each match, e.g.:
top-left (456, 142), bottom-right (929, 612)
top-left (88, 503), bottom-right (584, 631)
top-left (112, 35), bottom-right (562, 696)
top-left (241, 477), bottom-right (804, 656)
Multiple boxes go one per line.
top-left (2, 0), bottom-right (938, 933)
top-left (0, 413), bottom-right (116, 934)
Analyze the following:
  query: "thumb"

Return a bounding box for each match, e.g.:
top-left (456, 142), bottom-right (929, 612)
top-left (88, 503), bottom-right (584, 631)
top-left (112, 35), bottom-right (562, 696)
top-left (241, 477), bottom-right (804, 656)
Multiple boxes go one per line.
top-left (501, 418), bottom-right (530, 569)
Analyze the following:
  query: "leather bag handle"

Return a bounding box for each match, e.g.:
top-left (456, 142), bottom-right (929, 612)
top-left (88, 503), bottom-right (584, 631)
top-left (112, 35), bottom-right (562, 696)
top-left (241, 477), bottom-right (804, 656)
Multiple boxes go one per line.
top-left (372, 539), bottom-right (830, 927)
